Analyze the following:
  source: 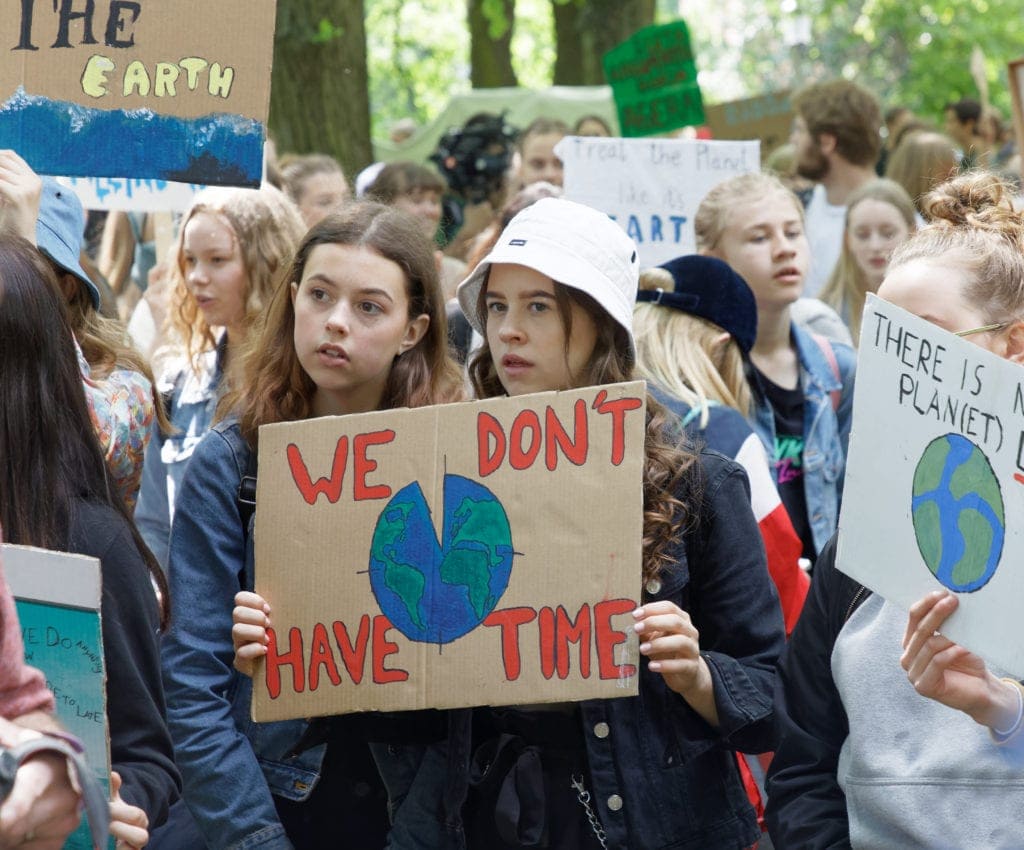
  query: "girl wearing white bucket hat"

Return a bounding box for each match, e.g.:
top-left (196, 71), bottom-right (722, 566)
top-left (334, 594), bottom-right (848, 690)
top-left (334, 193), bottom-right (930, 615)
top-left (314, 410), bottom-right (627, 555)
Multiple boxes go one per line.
top-left (456, 197), bottom-right (784, 850)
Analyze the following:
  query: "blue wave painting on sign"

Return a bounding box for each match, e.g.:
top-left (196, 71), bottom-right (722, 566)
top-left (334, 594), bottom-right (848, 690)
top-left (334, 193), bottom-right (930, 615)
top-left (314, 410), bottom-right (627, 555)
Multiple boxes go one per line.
top-left (0, 87), bottom-right (263, 186)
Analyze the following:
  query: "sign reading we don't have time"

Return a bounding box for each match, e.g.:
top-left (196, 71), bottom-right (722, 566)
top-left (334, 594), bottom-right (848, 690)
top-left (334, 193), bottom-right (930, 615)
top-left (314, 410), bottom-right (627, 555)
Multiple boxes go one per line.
top-left (252, 383), bottom-right (647, 722)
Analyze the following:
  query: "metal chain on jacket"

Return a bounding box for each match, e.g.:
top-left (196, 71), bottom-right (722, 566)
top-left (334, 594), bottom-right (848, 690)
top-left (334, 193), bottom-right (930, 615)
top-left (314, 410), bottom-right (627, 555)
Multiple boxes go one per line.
top-left (570, 773), bottom-right (608, 850)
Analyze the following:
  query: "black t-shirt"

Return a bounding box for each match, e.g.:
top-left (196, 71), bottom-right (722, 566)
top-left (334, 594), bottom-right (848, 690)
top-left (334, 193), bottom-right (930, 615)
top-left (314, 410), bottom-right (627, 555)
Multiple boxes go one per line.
top-left (756, 370), bottom-right (816, 561)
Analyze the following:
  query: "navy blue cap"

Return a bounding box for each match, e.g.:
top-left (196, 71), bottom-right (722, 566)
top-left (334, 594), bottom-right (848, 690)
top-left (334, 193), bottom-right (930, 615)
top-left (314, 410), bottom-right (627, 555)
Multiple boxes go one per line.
top-left (636, 255), bottom-right (757, 354)
top-left (36, 178), bottom-right (99, 309)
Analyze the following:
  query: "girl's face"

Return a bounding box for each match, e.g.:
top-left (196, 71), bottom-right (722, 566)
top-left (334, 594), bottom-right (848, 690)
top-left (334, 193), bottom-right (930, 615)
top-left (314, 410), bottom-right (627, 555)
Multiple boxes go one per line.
top-left (291, 243), bottom-right (429, 416)
top-left (297, 172), bottom-right (349, 227)
top-left (846, 198), bottom-right (911, 291)
top-left (393, 189), bottom-right (442, 241)
top-left (707, 191), bottom-right (809, 311)
top-left (484, 264), bottom-right (597, 397)
top-left (182, 211), bottom-right (249, 334)
top-left (877, 257), bottom-right (1012, 357)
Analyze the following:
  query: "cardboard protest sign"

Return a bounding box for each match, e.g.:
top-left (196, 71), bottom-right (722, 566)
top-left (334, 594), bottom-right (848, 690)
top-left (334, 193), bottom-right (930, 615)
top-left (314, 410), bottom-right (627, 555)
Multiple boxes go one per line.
top-left (59, 176), bottom-right (205, 212)
top-left (2, 545), bottom-right (111, 850)
top-left (557, 136), bottom-right (759, 268)
top-left (837, 295), bottom-right (1024, 677)
top-left (704, 91), bottom-right (793, 159)
top-left (602, 21), bottom-right (704, 137)
top-left (251, 383), bottom-right (646, 723)
top-left (0, 1), bottom-right (276, 186)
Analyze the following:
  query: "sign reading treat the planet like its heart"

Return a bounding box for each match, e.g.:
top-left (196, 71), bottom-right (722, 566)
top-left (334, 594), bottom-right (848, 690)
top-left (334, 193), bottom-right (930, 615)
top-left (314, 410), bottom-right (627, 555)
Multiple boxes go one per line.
top-left (252, 383), bottom-right (646, 722)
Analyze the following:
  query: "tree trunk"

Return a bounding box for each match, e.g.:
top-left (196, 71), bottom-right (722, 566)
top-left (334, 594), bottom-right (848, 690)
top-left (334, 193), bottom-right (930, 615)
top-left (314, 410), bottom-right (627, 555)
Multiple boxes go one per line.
top-left (552, 0), bottom-right (655, 85)
top-left (269, 0), bottom-right (373, 179)
top-left (469, 0), bottom-right (518, 88)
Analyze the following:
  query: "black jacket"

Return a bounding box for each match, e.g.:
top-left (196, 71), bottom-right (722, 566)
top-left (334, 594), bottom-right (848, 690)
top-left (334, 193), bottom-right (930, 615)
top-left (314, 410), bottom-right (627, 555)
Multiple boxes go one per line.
top-left (69, 498), bottom-right (181, 829)
top-left (764, 534), bottom-right (867, 849)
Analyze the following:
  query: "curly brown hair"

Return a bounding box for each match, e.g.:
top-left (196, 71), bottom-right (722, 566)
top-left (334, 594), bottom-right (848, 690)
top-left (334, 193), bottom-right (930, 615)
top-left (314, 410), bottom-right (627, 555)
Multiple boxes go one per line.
top-left (793, 79), bottom-right (882, 167)
top-left (467, 279), bottom-right (699, 583)
top-left (223, 202), bottom-right (465, 446)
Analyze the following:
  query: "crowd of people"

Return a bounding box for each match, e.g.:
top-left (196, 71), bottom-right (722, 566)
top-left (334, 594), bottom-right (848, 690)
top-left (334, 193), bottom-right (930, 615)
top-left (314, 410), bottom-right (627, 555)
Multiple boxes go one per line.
top-left (0, 70), bottom-right (1022, 850)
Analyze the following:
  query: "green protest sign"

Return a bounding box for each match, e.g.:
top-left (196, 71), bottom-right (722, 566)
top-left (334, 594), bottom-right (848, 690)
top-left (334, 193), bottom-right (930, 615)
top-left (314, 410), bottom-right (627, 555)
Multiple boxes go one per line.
top-left (602, 21), bottom-right (704, 138)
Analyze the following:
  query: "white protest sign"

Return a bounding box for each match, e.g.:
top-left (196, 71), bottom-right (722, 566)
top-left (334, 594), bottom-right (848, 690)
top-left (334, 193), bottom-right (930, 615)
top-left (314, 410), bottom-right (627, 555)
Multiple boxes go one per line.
top-left (58, 176), bottom-right (205, 212)
top-left (837, 295), bottom-right (1024, 676)
top-left (556, 136), bottom-right (759, 267)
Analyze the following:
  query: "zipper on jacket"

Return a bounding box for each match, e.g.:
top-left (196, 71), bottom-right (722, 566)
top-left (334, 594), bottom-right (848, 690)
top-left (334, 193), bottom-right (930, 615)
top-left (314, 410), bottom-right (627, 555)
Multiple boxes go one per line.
top-left (843, 585), bottom-right (868, 624)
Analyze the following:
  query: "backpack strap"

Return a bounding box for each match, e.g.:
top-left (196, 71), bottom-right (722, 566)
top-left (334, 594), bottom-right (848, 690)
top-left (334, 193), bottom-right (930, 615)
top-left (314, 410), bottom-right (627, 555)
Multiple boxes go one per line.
top-left (810, 333), bottom-right (841, 413)
top-left (237, 446), bottom-right (258, 539)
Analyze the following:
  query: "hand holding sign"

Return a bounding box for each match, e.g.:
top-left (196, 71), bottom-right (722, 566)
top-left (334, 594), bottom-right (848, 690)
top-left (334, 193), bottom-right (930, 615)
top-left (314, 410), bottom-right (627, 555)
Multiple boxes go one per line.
top-left (900, 591), bottom-right (1022, 736)
top-left (634, 601), bottom-right (718, 727)
top-left (232, 591), bottom-right (271, 678)
top-left (0, 150), bottom-right (42, 243)
top-left (109, 771), bottom-right (148, 850)
top-left (0, 719), bottom-right (80, 850)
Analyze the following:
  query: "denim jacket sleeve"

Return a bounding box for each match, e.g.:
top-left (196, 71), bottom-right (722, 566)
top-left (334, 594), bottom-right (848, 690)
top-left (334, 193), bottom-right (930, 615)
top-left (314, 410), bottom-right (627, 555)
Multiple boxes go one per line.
top-left (135, 430), bottom-right (171, 568)
top-left (161, 426), bottom-right (293, 850)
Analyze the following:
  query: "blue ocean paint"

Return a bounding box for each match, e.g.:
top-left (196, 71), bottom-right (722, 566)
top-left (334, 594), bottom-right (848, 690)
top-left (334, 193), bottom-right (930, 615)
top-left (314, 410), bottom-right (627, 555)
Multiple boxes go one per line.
top-left (0, 87), bottom-right (263, 186)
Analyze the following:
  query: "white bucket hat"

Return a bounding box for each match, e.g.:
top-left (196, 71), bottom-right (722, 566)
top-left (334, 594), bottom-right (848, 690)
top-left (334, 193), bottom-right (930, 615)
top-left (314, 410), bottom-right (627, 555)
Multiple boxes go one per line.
top-left (456, 197), bottom-right (640, 353)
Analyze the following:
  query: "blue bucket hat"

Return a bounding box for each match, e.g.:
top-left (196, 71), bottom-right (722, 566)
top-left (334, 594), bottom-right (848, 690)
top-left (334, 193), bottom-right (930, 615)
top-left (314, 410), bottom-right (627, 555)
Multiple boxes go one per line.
top-left (36, 178), bottom-right (99, 309)
top-left (636, 255), bottom-right (758, 354)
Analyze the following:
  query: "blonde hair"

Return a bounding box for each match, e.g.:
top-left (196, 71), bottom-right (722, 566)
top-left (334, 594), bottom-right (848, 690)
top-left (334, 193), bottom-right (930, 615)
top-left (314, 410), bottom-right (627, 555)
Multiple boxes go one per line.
top-left (633, 268), bottom-right (752, 423)
top-left (694, 172), bottom-right (804, 252)
top-left (170, 184), bottom-right (305, 369)
top-left (885, 131), bottom-right (958, 213)
top-left (819, 179), bottom-right (916, 342)
top-left (889, 172), bottom-right (1024, 323)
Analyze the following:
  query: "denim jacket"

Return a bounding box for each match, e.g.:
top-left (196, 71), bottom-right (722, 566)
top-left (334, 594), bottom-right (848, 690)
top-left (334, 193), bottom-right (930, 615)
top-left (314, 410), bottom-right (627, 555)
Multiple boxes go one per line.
top-left (161, 419), bottom-right (325, 850)
top-left (751, 323), bottom-right (855, 556)
top-left (136, 341), bottom-right (223, 568)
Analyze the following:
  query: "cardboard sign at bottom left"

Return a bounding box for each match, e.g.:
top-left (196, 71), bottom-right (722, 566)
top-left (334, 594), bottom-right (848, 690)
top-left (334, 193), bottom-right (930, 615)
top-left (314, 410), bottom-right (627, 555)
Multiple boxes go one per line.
top-left (2, 544), bottom-right (112, 850)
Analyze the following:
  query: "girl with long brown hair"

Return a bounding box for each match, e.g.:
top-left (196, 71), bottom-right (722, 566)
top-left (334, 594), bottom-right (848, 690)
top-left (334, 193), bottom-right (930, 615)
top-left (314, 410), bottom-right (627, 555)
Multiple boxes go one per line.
top-left (453, 198), bottom-right (784, 849)
top-left (162, 202), bottom-right (462, 850)
top-left (0, 235), bottom-right (178, 848)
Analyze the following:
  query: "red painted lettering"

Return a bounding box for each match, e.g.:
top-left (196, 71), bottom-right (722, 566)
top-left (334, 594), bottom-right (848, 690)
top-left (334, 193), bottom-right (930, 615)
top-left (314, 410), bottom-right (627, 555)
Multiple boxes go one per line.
top-left (287, 438), bottom-right (348, 504)
top-left (509, 410), bottom-right (542, 470)
top-left (592, 392), bottom-right (643, 465)
top-left (307, 622), bottom-right (341, 691)
top-left (477, 413), bottom-right (506, 477)
top-left (595, 599), bottom-right (637, 679)
top-left (545, 401), bottom-right (588, 470)
top-left (353, 430), bottom-right (395, 501)
top-left (538, 606), bottom-right (556, 679)
top-left (555, 604), bottom-right (592, 679)
top-left (333, 615), bottom-right (371, 684)
top-left (371, 616), bottom-right (408, 684)
top-left (483, 607), bottom-right (536, 680)
top-left (264, 626), bottom-right (305, 699)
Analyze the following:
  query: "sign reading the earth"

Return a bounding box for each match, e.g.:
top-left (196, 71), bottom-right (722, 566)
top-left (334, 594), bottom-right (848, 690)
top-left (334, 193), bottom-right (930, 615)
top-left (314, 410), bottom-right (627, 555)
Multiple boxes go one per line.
top-left (251, 383), bottom-right (646, 722)
top-left (837, 296), bottom-right (1024, 678)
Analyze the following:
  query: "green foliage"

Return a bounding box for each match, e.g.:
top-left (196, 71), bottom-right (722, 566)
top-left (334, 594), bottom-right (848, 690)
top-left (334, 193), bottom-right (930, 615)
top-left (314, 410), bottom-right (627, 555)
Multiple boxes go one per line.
top-left (685, 0), bottom-right (1020, 122)
top-left (311, 17), bottom-right (345, 44)
top-left (481, 0), bottom-right (511, 39)
top-left (365, 0), bottom-right (553, 141)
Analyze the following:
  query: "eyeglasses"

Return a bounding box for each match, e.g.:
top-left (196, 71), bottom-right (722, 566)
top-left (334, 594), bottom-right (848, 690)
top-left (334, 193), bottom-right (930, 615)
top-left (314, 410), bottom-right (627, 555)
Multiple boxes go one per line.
top-left (954, 322), bottom-right (1008, 337)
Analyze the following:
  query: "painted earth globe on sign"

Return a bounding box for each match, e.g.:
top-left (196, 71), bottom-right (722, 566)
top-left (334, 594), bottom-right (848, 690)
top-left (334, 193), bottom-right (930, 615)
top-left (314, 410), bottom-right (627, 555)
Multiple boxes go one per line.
top-left (369, 474), bottom-right (514, 643)
top-left (911, 433), bottom-right (1005, 593)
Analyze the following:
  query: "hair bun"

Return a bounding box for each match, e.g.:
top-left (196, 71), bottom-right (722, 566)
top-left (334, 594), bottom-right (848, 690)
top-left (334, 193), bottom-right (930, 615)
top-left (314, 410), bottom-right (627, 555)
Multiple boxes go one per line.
top-left (921, 173), bottom-right (1024, 249)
